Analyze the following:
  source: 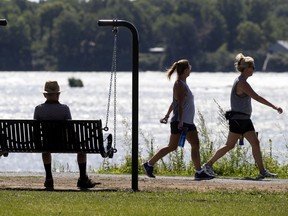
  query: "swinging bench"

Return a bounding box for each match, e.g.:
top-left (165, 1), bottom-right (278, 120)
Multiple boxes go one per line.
top-left (0, 119), bottom-right (113, 157)
top-left (0, 19), bottom-right (118, 159)
top-left (1, 18), bottom-right (139, 192)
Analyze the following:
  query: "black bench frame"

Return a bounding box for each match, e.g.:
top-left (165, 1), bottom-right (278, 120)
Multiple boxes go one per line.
top-left (0, 119), bottom-right (113, 158)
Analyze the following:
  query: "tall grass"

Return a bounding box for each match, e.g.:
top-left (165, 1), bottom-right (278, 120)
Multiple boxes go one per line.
top-left (96, 103), bottom-right (288, 178)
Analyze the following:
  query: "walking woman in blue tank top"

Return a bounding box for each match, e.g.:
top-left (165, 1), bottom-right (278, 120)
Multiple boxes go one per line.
top-left (202, 53), bottom-right (283, 179)
top-left (142, 59), bottom-right (214, 180)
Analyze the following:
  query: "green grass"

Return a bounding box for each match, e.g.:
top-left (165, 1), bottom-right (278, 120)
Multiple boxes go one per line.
top-left (0, 189), bottom-right (287, 216)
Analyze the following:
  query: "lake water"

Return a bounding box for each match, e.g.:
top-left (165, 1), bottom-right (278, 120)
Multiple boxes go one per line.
top-left (0, 71), bottom-right (287, 172)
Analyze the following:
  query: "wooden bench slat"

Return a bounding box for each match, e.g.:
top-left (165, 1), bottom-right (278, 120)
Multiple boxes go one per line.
top-left (0, 119), bottom-right (112, 157)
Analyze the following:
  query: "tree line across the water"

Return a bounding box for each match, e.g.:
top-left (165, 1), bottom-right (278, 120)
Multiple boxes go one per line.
top-left (0, 0), bottom-right (288, 72)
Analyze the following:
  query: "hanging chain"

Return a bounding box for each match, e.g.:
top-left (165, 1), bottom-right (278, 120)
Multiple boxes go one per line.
top-left (104, 25), bottom-right (117, 151)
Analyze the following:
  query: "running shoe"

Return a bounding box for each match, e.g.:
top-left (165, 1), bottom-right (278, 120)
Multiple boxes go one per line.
top-left (194, 170), bottom-right (214, 180)
top-left (142, 162), bottom-right (155, 178)
top-left (257, 170), bottom-right (278, 179)
top-left (202, 163), bottom-right (216, 177)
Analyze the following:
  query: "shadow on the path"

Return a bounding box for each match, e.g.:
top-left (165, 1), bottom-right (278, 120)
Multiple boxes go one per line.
top-left (0, 186), bottom-right (121, 192)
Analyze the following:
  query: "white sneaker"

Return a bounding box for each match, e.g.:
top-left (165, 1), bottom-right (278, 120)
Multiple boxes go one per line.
top-left (202, 164), bottom-right (216, 177)
top-left (257, 170), bottom-right (277, 179)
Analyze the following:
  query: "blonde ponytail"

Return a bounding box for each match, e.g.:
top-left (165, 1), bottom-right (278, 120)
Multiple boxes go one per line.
top-left (166, 62), bottom-right (178, 80)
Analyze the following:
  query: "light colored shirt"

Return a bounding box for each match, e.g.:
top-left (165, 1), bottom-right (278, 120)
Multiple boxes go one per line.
top-left (230, 76), bottom-right (251, 119)
top-left (171, 80), bottom-right (195, 124)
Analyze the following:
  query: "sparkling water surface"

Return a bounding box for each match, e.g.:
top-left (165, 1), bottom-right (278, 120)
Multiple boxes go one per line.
top-left (0, 71), bottom-right (287, 172)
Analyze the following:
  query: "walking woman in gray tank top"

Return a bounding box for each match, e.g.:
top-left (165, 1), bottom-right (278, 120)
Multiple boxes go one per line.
top-left (202, 53), bottom-right (283, 179)
top-left (142, 59), bottom-right (214, 180)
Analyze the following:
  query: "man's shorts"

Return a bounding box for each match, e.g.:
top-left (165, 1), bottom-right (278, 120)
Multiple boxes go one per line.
top-left (170, 121), bottom-right (197, 134)
top-left (229, 119), bottom-right (255, 134)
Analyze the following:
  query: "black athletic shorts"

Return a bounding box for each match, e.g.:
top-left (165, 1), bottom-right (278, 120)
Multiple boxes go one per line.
top-left (229, 119), bottom-right (255, 134)
top-left (170, 121), bottom-right (197, 134)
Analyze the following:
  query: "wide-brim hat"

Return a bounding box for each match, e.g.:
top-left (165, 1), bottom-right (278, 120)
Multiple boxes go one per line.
top-left (42, 81), bottom-right (61, 94)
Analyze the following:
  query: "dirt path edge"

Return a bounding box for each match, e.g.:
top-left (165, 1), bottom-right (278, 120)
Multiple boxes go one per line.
top-left (1, 173), bottom-right (287, 192)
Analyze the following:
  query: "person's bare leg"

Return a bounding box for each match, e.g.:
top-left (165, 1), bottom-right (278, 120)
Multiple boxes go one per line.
top-left (186, 130), bottom-right (201, 170)
top-left (148, 134), bottom-right (180, 165)
top-left (205, 132), bottom-right (240, 166)
top-left (244, 131), bottom-right (265, 173)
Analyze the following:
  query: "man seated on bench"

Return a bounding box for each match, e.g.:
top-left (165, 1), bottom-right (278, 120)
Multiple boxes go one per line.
top-left (34, 80), bottom-right (96, 190)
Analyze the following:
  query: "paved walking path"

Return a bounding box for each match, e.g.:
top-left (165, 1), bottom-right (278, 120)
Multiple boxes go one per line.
top-left (0, 172), bottom-right (287, 192)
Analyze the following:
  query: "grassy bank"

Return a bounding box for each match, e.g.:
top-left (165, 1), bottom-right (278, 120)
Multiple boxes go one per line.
top-left (0, 189), bottom-right (287, 215)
